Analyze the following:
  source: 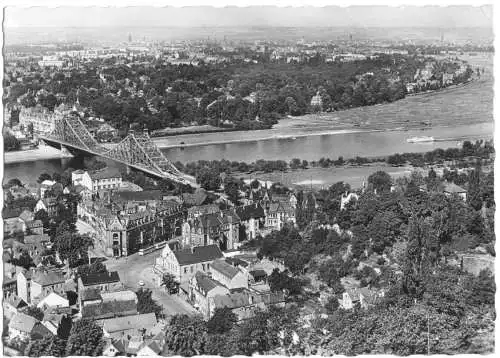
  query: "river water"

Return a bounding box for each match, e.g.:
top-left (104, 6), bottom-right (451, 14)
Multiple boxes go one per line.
top-left (4, 53), bottom-right (494, 187)
top-left (4, 122), bottom-right (493, 187)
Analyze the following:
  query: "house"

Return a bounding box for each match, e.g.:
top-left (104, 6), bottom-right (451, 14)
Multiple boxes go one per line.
top-left (8, 312), bottom-right (53, 340)
top-left (187, 204), bottom-right (220, 220)
top-left (341, 192), bottom-right (359, 211)
top-left (265, 202), bottom-right (296, 230)
top-left (30, 269), bottom-right (67, 304)
top-left (39, 180), bottom-right (56, 198)
top-left (3, 294), bottom-right (28, 320)
top-left (153, 243), bottom-right (223, 285)
top-left (17, 269), bottom-right (33, 303)
top-left (81, 289), bottom-right (138, 320)
top-left (72, 167), bottom-right (122, 193)
top-left (41, 306), bottom-right (72, 335)
top-left (341, 287), bottom-right (383, 310)
top-left (235, 203), bottom-right (266, 241)
top-left (310, 91), bottom-right (323, 111)
top-left (3, 208), bottom-right (27, 234)
top-left (103, 339), bottom-right (123, 357)
top-left (137, 340), bottom-right (162, 356)
top-left (182, 209), bottom-right (240, 251)
top-left (34, 197), bottom-right (59, 216)
top-left (36, 292), bottom-right (69, 310)
top-left (208, 289), bottom-right (285, 320)
top-left (443, 182), bottom-right (467, 201)
top-left (97, 312), bottom-right (158, 339)
top-left (78, 271), bottom-right (122, 293)
top-left (211, 259), bottom-right (249, 290)
top-left (26, 220), bottom-right (44, 235)
top-left (188, 271), bottom-right (230, 319)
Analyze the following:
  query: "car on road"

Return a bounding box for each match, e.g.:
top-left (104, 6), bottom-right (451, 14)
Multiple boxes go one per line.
top-left (138, 280), bottom-right (145, 286)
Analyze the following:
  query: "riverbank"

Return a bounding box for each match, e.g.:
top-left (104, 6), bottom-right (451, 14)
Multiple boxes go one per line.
top-left (4, 145), bottom-right (71, 164)
top-left (235, 164), bottom-right (419, 190)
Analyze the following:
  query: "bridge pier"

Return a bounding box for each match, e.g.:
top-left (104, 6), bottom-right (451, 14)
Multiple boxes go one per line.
top-left (125, 165), bottom-right (132, 174)
top-left (60, 145), bottom-right (74, 158)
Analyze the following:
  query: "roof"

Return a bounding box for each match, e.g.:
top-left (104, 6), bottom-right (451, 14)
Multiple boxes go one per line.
top-left (3, 207), bottom-right (22, 219)
top-left (193, 272), bottom-right (223, 295)
top-left (80, 288), bottom-right (102, 301)
top-left (235, 204), bottom-right (265, 221)
top-left (173, 245), bottom-right (223, 266)
top-left (444, 182), bottom-right (467, 194)
top-left (4, 295), bottom-right (27, 309)
top-left (89, 167), bottom-right (122, 180)
top-left (26, 220), bottom-right (43, 228)
top-left (32, 270), bottom-right (66, 287)
top-left (101, 290), bottom-right (137, 302)
top-left (112, 190), bottom-right (163, 202)
top-left (80, 271), bottom-right (121, 286)
top-left (188, 204), bottom-right (220, 216)
top-left (182, 188), bottom-right (208, 206)
top-left (99, 312), bottom-right (157, 334)
top-left (211, 259), bottom-right (241, 279)
top-left (249, 269), bottom-right (268, 279)
top-left (9, 313), bottom-right (38, 333)
top-left (225, 257), bottom-right (250, 268)
top-left (24, 234), bottom-right (50, 245)
top-left (212, 292), bottom-right (251, 310)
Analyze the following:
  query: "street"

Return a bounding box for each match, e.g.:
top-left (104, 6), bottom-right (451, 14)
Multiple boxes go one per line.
top-left (103, 250), bottom-right (197, 317)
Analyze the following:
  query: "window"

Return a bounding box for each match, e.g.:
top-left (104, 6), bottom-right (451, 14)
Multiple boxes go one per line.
top-left (184, 267), bottom-right (188, 274)
top-left (202, 264), bottom-right (206, 271)
top-left (190, 266), bottom-right (194, 273)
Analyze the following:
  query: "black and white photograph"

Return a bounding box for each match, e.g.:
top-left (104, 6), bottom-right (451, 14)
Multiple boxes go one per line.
top-left (1, 1), bottom-right (496, 356)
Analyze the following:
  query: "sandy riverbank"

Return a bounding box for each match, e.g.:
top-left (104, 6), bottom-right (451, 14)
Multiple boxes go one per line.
top-left (4, 145), bottom-right (71, 164)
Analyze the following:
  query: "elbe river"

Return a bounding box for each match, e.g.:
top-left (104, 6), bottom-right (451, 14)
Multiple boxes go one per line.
top-left (4, 53), bottom-right (494, 187)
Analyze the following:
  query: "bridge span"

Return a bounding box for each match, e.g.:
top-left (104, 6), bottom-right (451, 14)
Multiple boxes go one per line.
top-left (39, 115), bottom-right (196, 187)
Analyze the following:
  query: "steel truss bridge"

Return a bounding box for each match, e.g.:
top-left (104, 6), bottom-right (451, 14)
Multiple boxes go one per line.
top-left (39, 116), bottom-right (196, 186)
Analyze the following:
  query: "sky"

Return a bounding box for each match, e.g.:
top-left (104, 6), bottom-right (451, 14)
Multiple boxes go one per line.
top-left (4, 5), bottom-right (494, 28)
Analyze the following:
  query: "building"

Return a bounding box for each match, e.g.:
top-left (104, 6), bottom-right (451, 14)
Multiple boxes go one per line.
top-left (80, 289), bottom-right (138, 320)
top-left (188, 271), bottom-right (230, 319)
top-left (341, 287), bottom-right (383, 310)
top-left (3, 295), bottom-right (28, 320)
top-left (443, 182), bottom-right (467, 201)
top-left (8, 312), bottom-right (53, 340)
top-left (78, 196), bottom-right (184, 257)
top-left (182, 209), bottom-right (240, 251)
top-left (265, 202), bottom-right (296, 230)
top-left (310, 91), bottom-right (323, 111)
top-left (30, 270), bottom-right (67, 304)
top-left (18, 105), bottom-right (60, 136)
top-left (34, 197), bottom-right (59, 216)
top-left (72, 167), bottom-right (122, 193)
top-left (78, 271), bottom-right (122, 293)
top-left (235, 204), bottom-right (266, 241)
top-left (97, 312), bottom-right (158, 339)
top-left (36, 292), bottom-right (69, 310)
top-left (210, 259), bottom-right (248, 290)
top-left (340, 192), bottom-right (359, 211)
top-left (153, 243), bottom-right (223, 286)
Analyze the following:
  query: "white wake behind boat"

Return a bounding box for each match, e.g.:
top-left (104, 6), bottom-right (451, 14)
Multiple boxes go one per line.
top-left (406, 136), bottom-right (435, 143)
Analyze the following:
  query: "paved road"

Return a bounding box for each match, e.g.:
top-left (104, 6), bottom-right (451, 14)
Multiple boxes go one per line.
top-left (104, 251), bottom-right (197, 317)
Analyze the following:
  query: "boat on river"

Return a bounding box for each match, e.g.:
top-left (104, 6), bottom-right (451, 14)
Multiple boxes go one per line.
top-left (407, 136), bottom-right (435, 143)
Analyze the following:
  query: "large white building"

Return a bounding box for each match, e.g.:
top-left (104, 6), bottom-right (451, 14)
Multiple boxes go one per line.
top-left (72, 168), bottom-right (122, 193)
top-left (19, 105), bottom-right (60, 136)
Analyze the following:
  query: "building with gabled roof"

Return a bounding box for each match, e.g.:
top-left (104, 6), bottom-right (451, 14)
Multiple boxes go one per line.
top-left (78, 271), bottom-right (122, 293)
top-left (97, 312), bottom-right (158, 339)
top-left (235, 203), bottom-right (266, 241)
top-left (8, 312), bottom-right (53, 340)
top-left (182, 209), bottom-right (240, 251)
top-left (211, 259), bottom-right (248, 290)
top-left (154, 243), bottom-right (223, 285)
top-left (265, 201), bottom-right (296, 230)
top-left (188, 271), bottom-right (230, 319)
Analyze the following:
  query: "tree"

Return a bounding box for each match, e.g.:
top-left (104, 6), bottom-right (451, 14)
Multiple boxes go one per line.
top-left (52, 230), bottom-right (92, 267)
top-left (10, 251), bottom-right (35, 270)
top-left (24, 306), bottom-right (44, 321)
top-left (224, 176), bottom-right (241, 205)
top-left (5, 178), bottom-right (23, 188)
top-left (163, 314), bottom-right (208, 356)
top-left (368, 171), bottom-right (392, 193)
top-left (160, 273), bottom-right (180, 294)
top-left (4, 131), bottom-right (20, 151)
top-left (196, 168), bottom-right (222, 191)
top-left (136, 288), bottom-right (162, 318)
top-left (65, 319), bottom-right (104, 356)
top-left (77, 262), bottom-right (108, 277)
top-left (25, 335), bottom-right (66, 357)
top-left (207, 307), bottom-right (237, 334)
top-left (325, 296), bottom-right (340, 313)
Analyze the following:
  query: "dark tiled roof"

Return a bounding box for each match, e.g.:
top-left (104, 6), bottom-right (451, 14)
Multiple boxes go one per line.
top-left (173, 245), bottom-right (223, 266)
top-left (3, 207), bottom-right (22, 219)
top-left (80, 288), bottom-right (102, 301)
top-left (194, 272), bottom-right (222, 295)
top-left (113, 190), bottom-right (162, 202)
top-left (236, 204), bottom-right (265, 221)
top-left (249, 269), bottom-right (268, 279)
top-left (80, 271), bottom-right (120, 286)
top-left (225, 257), bottom-right (249, 268)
